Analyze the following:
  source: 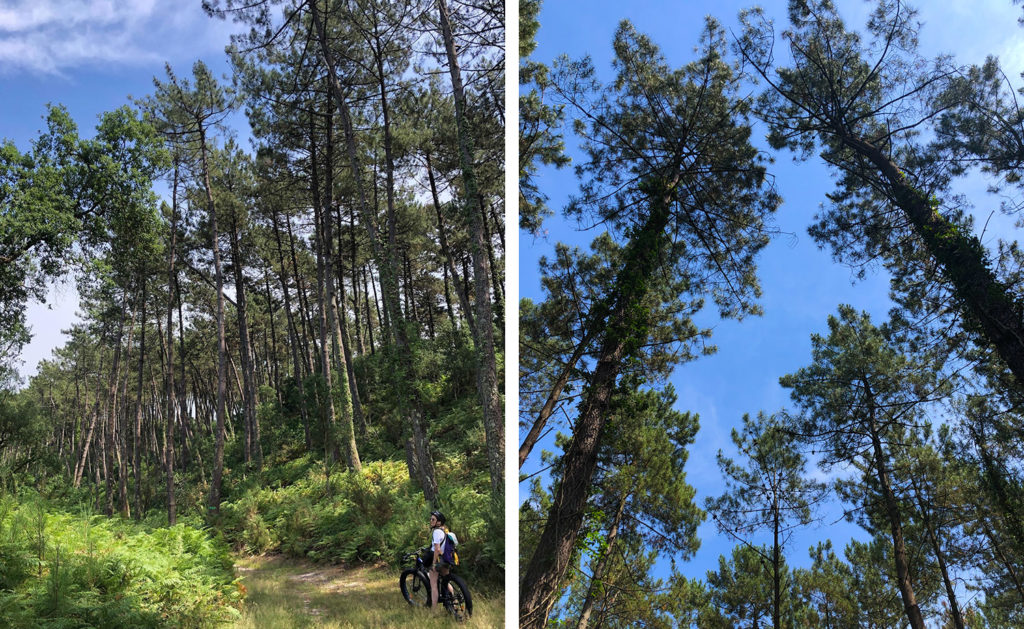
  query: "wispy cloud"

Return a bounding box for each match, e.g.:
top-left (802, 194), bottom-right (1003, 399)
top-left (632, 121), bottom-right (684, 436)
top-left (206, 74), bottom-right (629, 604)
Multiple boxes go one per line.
top-left (916, 0), bottom-right (1024, 74)
top-left (0, 0), bottom-right (238, 76)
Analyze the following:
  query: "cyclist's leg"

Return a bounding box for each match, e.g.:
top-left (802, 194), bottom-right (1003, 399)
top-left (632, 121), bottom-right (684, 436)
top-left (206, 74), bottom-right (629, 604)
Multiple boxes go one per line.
top-left (428, 565), bottom-right (440, 609)
top-left (440, 566), bottom-right (454, 596)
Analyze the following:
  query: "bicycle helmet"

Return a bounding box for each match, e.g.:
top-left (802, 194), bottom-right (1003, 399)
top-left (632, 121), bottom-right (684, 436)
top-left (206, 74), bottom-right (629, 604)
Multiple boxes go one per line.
top-left (430, 510), bottom-right (446, 525)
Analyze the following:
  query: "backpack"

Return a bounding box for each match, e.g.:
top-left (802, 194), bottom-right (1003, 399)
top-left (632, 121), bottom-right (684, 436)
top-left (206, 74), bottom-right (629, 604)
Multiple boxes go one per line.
top-left (442, 530), bottom-right (460, 566)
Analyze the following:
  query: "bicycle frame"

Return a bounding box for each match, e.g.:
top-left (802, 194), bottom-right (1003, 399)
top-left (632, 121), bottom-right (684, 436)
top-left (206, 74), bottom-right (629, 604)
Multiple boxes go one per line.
top-left (404, 552), bottom-right (453, 600)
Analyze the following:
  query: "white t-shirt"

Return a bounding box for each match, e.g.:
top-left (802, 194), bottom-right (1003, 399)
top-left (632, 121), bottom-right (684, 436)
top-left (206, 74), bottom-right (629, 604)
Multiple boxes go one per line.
top-left (432, 527), bottom-right (446, 553)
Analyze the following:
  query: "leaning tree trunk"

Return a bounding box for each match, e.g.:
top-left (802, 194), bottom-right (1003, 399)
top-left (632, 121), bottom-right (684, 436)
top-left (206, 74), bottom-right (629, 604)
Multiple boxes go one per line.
top-left (520, 183), bottom-right (675, 629)
top-left (334, 204), bottom-right (367, 437)
top-left (910, 477), bottom-right (964, 629)
top-left (843, 133), bottom-right (1024, 388)
top-left (436, 0), bottom-right (504, 501)
top-left (520, 328), bottom-right (597, 469)
top-left (979, 516), bottom-right (1024, 603)
top-left (426, 150), bottom-right (475, 335)
top-left (577, 494), bottom-right (627, 629)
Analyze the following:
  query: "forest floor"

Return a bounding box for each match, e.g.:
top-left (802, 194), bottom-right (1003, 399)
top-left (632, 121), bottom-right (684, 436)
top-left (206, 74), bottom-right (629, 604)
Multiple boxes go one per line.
top-left (232, 554), bottom-right (504, 628)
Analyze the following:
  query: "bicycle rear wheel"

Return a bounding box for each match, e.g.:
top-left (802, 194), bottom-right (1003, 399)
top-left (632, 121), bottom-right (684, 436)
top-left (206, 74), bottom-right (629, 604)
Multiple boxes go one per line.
top-left (400, 569), bottom-right (431, 607)
top-left (443, 574), bottom-right (473, 621)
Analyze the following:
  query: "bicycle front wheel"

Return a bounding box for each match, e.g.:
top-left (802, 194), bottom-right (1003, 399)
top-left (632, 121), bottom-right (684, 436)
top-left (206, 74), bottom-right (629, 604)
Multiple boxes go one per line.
top-left (400, 569), bottom-right (431, 607)
top-left (443, 574), bottom-right (473, 621)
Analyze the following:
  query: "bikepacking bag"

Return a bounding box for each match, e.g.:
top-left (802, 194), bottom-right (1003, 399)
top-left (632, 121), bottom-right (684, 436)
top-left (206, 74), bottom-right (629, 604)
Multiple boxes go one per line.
top-left (443, 531), bottom-right (460, 566)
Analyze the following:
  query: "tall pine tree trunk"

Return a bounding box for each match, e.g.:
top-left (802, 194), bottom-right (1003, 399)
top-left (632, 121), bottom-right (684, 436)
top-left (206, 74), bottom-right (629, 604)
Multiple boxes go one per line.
top-left (203, 128), bottom-right (229, 519)
top-left (773, 496), bottom-right (781, 629)
top-left (335, 204), bottom-right (366, 436)
top-left (310, 0), bottom-right (434, 501)
top-left (271, 203), bottom-right (312, 450)
top-left (363, 265), bottom-right (377, 354)
top-left (865, 403), bottom-right (924, 629)
top-left (104, 296), bottom-right (129, 517)
top-left (165, 159), bottom-right (180, 525)
top-left (426, 150), bottom-right (474, 334)
top-left (910, 478), bottom-right (964, 629)
top-left (133, 280), bottom-right (147, 520)
top-left (349, 205), bottom-right (365, 354)
top-left (844, 133), bottom-right (1024, 387)
top-left (230, 211), bottom-right (262, 471)
top-left (436, 0), bottom-right (503, 500)
top-left (319, 99), bottom-right (359, 471)
top-left (520, 183), bottom-right (675, 628)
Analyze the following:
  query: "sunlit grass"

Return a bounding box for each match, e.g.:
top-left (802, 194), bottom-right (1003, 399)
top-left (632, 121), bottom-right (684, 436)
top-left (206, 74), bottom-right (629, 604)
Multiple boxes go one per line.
top-left (233, 555), bottom-right (504, 628)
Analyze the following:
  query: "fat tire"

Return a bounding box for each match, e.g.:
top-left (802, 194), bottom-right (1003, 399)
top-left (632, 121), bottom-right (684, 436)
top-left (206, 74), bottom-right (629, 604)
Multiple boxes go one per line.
top-left (444, 574), bottom-right (473, 621)
top-left (400, 569), bottom-right (431, 607)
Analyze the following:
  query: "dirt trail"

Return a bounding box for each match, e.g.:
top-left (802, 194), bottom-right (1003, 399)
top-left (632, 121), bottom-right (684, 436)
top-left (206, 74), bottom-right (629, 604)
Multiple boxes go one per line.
top-left (232, 554), bottom-right (503, 628)
top-left (233, 555), bottom-right (391, 628)
top-left (269, 560), bottom-right (370, 617)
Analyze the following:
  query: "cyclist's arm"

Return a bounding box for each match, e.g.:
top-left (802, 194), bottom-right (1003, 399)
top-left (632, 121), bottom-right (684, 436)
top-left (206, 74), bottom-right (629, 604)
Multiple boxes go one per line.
top-left (432, 530), bottom-right (443, 566)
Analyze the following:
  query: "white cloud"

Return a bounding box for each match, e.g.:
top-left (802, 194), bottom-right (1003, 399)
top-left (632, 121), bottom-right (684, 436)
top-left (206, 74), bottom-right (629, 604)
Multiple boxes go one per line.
top-left (0, 0), bottom-right (238, 76)
top-left (914, 0), bottom-right (1024, 72)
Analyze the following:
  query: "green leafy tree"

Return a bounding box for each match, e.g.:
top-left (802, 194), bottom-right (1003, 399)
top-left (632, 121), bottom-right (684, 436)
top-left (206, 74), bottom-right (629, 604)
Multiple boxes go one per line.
top-left (706, 412), bottom-right (826, 629)
top-left (0, 106), bottom-right (165, 374)
top-left (567, 382), bottom-right (703, 629)
top-left (793, 541), bottom-right (858, 629)
top-left (703, 544), bottom-right (805, 628)
top-left (958, 397), bottom-right (1024, 622)
top-left (845, 536), bottom-right (908, 628)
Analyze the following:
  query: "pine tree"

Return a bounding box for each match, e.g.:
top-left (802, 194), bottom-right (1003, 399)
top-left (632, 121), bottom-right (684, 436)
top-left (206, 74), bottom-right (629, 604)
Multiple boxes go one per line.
top-left (738, 0), bottom-right (1024, 387)
top-left (706, 412), bottom-right (826, 629)
top-left (519, 0), bottom-right (569, 234)
top-left (781, 306), bottom-right (954, 628)
top-left (520, 20), bottom-right (779, 627)
top-left (139, 61), bottom-right (235, 518)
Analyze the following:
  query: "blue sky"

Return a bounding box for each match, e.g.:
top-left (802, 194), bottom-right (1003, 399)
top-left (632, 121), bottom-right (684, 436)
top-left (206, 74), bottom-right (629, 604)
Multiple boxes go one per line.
top-left (520, 0), bottom-right (1024, 600)
top-left (2, 0), bottom-right (248, 381)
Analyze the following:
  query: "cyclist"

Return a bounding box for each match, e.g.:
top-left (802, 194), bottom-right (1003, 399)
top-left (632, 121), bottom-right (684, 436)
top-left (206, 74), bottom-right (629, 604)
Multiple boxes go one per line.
top-left (427, 510), bottom-right (454, 610)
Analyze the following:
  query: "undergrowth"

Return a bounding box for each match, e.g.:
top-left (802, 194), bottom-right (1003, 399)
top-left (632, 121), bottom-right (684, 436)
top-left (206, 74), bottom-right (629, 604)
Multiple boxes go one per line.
top-left (0, 492), bottom-right (242, 628)
top-left (218, 456), bottom-right (504, 587)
